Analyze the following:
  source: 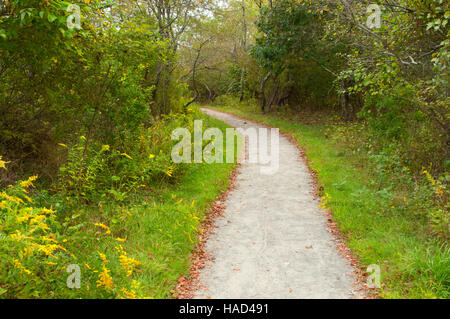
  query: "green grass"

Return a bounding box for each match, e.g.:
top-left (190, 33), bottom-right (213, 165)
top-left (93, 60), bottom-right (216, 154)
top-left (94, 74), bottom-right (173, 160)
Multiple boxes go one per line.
top-left (208, 102), bottom-right (449, 299)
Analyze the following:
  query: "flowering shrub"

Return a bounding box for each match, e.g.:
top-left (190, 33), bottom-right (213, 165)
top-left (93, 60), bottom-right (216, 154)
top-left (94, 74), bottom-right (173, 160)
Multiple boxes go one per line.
top-left (55, 109), bottom-right (200, 203)
top-left (0, 170), bottom-right (148, 298)
top-left (0, 175), bottom-right (70, 298)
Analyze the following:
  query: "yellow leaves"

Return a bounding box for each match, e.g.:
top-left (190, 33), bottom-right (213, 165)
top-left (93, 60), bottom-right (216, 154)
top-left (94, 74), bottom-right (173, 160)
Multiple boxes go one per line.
top-left (96, 265), bottom-right (114, 290)
top-left (115, 237), bottom-right (127, 242)
top-left (149, 154), bottom-right (155, 159)
top-left (0, 155), bottom-right (10, 170)
top-left (58, 143), bottom-right (68, 148)
top-left (95, 222), bottom-right (111, 234)
top-left (101, 144), bottom-right (110, 152)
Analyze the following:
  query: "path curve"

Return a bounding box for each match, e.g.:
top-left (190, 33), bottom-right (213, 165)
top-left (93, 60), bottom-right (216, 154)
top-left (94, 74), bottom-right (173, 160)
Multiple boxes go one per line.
top-left (195, 108), bottom-right (360, 299)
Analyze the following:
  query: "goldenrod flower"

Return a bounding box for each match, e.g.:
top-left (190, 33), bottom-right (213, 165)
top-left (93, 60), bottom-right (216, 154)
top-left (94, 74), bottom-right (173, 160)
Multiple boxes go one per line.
top-left (118, 247), bottom-right (143, 277)
top-left (20, 176), bottom-right (38, 189)
top-left (13, 259), bottom-right (32, 275)
top-left (94, 223), bottom-right (111, 234)
top-left (96, 265), bottom-right (114, 290)
top-left (45, 261), bottom-right (57, 266)
top-left (0, 156), bottom-right (10, 170)
top-left (120, 288), bottom-right (136, 299)
top-left (97, 251), bottom-right (108, 263)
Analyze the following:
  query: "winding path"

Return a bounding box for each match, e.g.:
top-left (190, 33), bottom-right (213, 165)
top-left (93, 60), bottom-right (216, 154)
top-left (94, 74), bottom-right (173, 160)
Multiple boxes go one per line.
top-left (195, 108), bottom-right (361, 299)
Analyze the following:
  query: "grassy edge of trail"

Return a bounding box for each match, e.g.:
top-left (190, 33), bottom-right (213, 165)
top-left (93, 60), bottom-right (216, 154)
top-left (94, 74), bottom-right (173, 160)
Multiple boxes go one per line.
top-left (207, 103), bottom-right (449, 299)
top-left (85, 111), bottom-right (238, 298)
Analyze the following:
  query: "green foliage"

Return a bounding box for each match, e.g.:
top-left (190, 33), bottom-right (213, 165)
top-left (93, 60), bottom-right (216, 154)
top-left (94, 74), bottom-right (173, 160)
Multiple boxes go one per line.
top-left (1, 109), bottom-right (237, 298)
top-left (0, 0), bottom-right (172, 183)
top-left (55, 109), bottom-right (202, 203)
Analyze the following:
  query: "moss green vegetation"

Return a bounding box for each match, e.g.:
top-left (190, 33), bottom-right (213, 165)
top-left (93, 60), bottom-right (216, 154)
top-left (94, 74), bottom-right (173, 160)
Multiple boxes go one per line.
top-left (210, 102), bottom-right (449, 299)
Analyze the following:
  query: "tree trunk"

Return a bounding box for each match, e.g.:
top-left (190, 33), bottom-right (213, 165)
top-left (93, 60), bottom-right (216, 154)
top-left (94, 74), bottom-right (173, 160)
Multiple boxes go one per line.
top-left (239, 0), bottom-right (247, 102)
top-left (260, 70), bottom-right (272, 113)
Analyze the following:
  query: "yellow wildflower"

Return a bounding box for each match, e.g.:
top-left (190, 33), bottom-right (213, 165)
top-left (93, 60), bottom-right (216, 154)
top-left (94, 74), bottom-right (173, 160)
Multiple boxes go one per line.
top-left (45, 261), bottom-right (57, 266)
top-left (20, 176), bottom-right (38, 189)
top-left (94, 223), bottom-right (111, 234)
top-left (97, 251), bottom-right (108, 263)
top-left (41, 207), bottom-right (55, 215)
top-left (118, 247), bottom-right (143, 277)
top-left (37, 244), bottom-right (65, 257)
top-left (96, 265), bottom-right (114, 290)
top-left (13, 259), bottom-right (32, 275)
top-left (120, 288), bottom-right (136, 299)
top-left (0, 155), bottom-right (10, 170)
top-left (0, 192), bottom-right (25, 205)
top-left (20, 246), bottom-right (35, 258)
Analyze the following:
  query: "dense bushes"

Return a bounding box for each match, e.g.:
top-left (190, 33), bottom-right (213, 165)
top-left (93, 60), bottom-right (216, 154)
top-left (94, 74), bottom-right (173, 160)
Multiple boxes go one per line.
top-left (0, 0), bottom-right (227, 298)
top-left (0, 173), bottom-right (148, 298)
top-left (55, 110), bottom-right (199, 203)
top-left (0, 1), bottom-right (186, 185)
top-left (0, 106), bottom-right (226, 298)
